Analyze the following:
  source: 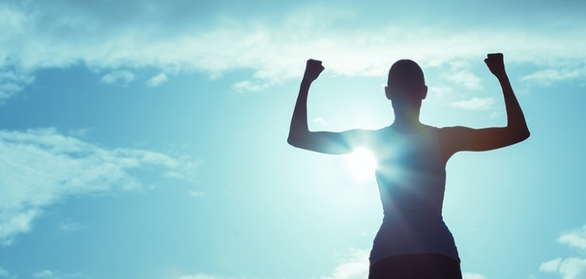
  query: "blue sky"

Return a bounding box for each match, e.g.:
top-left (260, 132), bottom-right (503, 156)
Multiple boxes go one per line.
top-left (1, 0), bottom-right (586, 278)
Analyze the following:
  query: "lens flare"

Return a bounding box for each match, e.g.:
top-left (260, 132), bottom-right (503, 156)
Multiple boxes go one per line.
top-left (346, 148), bottom-right (377, 180)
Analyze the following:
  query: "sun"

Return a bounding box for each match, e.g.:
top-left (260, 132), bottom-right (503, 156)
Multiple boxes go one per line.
top-left (346, 148), bottom-right (377, 180)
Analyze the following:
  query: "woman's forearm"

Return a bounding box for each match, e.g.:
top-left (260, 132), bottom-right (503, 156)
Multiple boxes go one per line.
top-left (288, 60), bottom-right (324, 146)
top-left (498, 73), bottom-right (530, 141)
top-left (288, 81), bottom-right (312, 145)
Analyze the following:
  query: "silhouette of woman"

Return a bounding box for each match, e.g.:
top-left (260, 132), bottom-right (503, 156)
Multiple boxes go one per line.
top-left (287, 54), bottom-right (529, 279)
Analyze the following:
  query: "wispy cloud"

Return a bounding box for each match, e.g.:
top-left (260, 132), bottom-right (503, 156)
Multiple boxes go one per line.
top-left (522, 67), bottom-right (586, 86)
top-left (146, 73), bottom-right (169, 87)
top-left (428, 86), bottom-right (453, 98)
top-left (0, 1), bottom-right (585, 97)
top-left (558, 225), bottom-right (586, 251)
top-left (231, 80), bottom-right (270, 92)
top-left (442, 61), bottom-right (483, 91)
top-left (321, 248), bottom-right (369, 279)
top-left (313, 117), bottom-right (328, 125)
top-left (100, 70), bottom-right (135, 86)
top-left (540, 257), bottom-right (563, 273)
top-left (541, 257), bottom-right (586, 279)
top-left (0, 268), bottom-right (8, 277)
top-left (0, 71), bottom-right (34, 101)
top-left (540, 225), bottom-right (586, 279)
top-left (58, 222), bottom-right (85, 232)
top-left (451, 97), bottom-right (494, 110)
top-left (188, 191), bottom-right (205, 198)
top-left (0, 128), bottom-right (199, 245)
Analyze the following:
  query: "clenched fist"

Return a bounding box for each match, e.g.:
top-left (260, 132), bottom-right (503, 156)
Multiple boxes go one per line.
top-left (484, 53), bottom-right (506, 78)
top-left (302, 59), bottom-right (325, 83)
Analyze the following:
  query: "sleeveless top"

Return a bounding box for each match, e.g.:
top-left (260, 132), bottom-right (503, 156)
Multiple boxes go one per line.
top-left (368, 125), bottom-right (460, 265)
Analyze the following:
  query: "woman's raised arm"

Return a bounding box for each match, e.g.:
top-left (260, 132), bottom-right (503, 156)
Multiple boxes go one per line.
top-left (287, 59), bottom-right (365, 155)
top-left (439, 53), bottom-right (530, 161)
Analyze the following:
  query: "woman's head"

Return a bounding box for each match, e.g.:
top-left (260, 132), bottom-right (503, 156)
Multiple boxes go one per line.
top-left (386, 59), bottom-right (427, 103)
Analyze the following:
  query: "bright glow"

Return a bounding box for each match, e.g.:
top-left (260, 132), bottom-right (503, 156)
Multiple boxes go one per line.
top-left (346, 148), bottom-right (377, 180)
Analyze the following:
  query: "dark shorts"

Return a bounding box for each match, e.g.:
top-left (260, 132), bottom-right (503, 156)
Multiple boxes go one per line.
top-left (368, 253), bottom-right (462, 279)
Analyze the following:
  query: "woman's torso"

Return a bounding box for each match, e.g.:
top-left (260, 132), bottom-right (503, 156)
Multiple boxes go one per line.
top-left (367, 125), bottom-right (459, 265)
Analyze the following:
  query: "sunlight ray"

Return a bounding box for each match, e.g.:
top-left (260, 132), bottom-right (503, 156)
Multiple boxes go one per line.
top-left (346, 148), bottom-right (377, 180)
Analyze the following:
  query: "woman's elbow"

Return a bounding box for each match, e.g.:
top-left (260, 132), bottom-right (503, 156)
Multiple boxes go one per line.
top-left (521, 128), bottom-right (531, 141)
top-left (287, 129), bottom-right (312, 148)
top-left (287, 136), bottom-right (296, 147)
top-left (514, 126), bottom-right (531, 143)
top-left (287, 135), bottom-right (304, 148)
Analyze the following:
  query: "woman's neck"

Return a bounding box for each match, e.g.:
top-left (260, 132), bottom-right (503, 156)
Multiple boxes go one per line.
top-left (392, 109), bottom-right (425, 134)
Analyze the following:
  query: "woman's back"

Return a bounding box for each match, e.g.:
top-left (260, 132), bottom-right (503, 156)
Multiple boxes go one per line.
top-left (369, 125), bottom-right (459, 265)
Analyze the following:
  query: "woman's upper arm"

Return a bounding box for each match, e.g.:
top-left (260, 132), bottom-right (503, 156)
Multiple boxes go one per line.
top-left (439, 126), bottom-right (529, 160)
top-left (287, 129), bottom-right (371, 155)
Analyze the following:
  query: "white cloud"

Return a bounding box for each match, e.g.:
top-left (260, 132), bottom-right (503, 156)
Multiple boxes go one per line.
top-left (559, 258), bottom-right (586, 279)
top-left (0, 209), bottom-right (38, 245)
top-left (540, 257), bottom-right (562, 273)
top-left (58, 222), bottom-right (85, 232)
top-left (540, 225), bottom-right (586, 279)
top-left (231, 80), bottom-right (270, 92)
top-left (189, 191), bottom-right (205, 198)
top-left (558, 225), bottom-right (586, 251)
top-left (100, 70), bottom-right (135, 86)
top-left (543, 257), bottom-right (586, 279)
top-left (321, 248), bottom-right (369, 279)
top-left (451, 97), bottom-right (494, 110)
top-left (313, 117), bottom-right (330, 126)
top-left (33, 270), bottom-right (55, 278)
top-left (0, 128), bottom-right (199, 245)
top-left (0, 70), bottom-right (34, 101)
top-left (521, 67), bottom-right (586, 86)
top-left (146, 72), bottom-right (168, 87)
top-left (428, 86), bottom-right (453, 97)
top-left (0, 268), bottom-right (8, 277)
top-left (0, 1), bottom-right (585, 99)
top-left (442, 62), bottom-right (483, 91)
top-left (462, 272), bottom-right (486, 279)
top-left (490, 111), bottom-right (504, 119)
